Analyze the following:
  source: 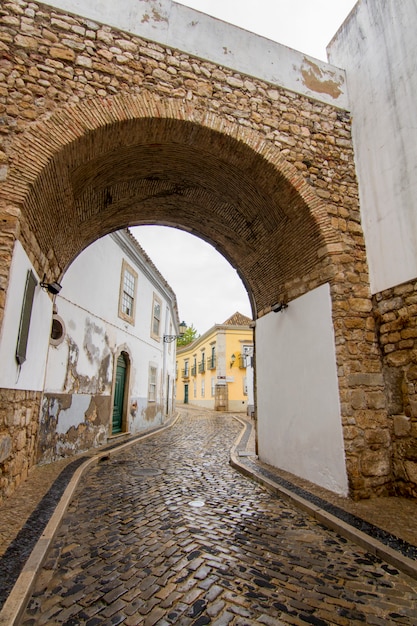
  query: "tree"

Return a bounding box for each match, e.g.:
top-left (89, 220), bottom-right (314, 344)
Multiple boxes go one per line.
top-left (177, 324), bottom-right (199, 347)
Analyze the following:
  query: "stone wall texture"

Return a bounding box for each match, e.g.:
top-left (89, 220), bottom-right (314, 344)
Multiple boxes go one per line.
top-left (374, 279), bottom-right (417, 497)
top-left (0, 388), bottom-right (41, 500)
top-left (0, 0), bottom-right (410, 499)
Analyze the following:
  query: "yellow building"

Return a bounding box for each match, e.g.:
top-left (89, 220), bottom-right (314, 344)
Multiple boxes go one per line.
top-left (176, 312), bottom-right (254, 412)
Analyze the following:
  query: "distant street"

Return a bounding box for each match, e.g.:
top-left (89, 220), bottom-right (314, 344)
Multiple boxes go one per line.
top-left (20, 408), bottom-right (417, 625)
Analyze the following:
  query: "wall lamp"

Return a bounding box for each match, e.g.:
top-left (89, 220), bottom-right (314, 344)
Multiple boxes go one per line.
top-left (40, 275), bottom-right (62, 295)
top-left (271, 302), bottom-right (288, 313)
top-left (163, 320), bottom-right (187, 343)
top-left (230, 353), bottom-right (236, 368)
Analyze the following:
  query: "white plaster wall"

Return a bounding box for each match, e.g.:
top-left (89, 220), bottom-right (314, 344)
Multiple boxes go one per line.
top-left (328, 0), bottom-right (417, 293)
top-left (41, 0), bottom-right (348, 109)
top-left (45, 232), bottom-right (178, 434)
top-left (256, 283), bottom-right (348, 495)
top-left (0, 241), bottom-right (51, 391)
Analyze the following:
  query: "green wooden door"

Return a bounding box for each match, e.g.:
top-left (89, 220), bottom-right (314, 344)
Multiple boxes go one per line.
top-left (112, 354), bottom-right (127, 434)
top-left (184, 384), bottom-right (189, 404)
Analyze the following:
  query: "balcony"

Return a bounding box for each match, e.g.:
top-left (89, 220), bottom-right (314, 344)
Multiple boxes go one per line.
top-left (198, 361), bottom-right (206, 373)
top-left (182, 368), bottom-right (190, 379)
top-left (191, 365), bottom-right (197, 377)
top-left (238, 356), bottom-right (246, 369)
top-left (207, 356), bottom-right (216, 370)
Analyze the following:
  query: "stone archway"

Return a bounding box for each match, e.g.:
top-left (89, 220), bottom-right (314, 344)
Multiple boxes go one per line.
top-left (0, 93), bottom-right (389, 499)
top-left (2, 93), bottom-right (337, 314)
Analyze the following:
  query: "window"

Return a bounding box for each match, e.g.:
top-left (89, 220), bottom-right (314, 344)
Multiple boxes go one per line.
top-left (208, 345), bottom-right (216, 370)
top-left (16, 270), bottom-right (37, 365)
top-left (201, 378), bottom-right (205, 397)
top-left (151, 294), bottom-right (162, 340)
top-left (211, 377), bottom-right (215, 397)
top-left (50, 314), bottom-right (66, 346)
top-left (148, 365), bottom-right (157, 401)
top-left (193, 381), bottom-right (197, 398)
top-left (240, 344), bottom-right (253, 368)
top-left (199, 351), bottom-right (205, 373)
top-left (118, 260), bottom-right (137, 324)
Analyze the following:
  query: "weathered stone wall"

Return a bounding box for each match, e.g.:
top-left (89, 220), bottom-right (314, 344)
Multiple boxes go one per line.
top-left (373, 279), bottom-right (417, 497)
top-left (0, 205), bottom-right (20, 334)
top-left (0, 388), bottom-right (40, 502)
top-left (0, 1), bottom-right (393, 498)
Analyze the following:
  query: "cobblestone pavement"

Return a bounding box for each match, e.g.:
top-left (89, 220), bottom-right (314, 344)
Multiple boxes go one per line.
top-left (19, 410), bottom-right (417, 625)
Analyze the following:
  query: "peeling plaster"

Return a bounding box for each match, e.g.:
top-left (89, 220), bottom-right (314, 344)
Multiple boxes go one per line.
top-left (300, 57), bottom-right (343, 100)
top-left (142, 402), bottom-right (162, 423)
top-left (141, 3), bottom-right (168, 26)
top-left (64, 318), bottom-right (112, 394)
top-left (39, 393), bottom-right (111, 462)
top-left (56, 394), bottom-right (90, 434)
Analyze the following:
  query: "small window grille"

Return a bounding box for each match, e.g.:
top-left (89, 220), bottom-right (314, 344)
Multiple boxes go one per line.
top-left (50, 315), bottom-right (66, 346)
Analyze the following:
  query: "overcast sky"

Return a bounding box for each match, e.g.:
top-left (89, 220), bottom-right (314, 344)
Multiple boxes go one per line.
top-left (131, 0), bottom-right (358, 335)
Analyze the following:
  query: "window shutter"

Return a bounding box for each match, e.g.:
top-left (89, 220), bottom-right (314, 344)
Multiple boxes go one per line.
top-left (16, 270), bottom-right (37, 365)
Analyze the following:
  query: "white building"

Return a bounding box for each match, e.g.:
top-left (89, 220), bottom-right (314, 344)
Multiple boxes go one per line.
top-left (38, 229), bottom-right (180, 462)
top-left (327, 0), bottom-right (417, 296)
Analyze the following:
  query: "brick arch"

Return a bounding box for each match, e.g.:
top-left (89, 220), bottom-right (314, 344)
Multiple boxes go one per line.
top-left (5, 92), bottom-right (341, 316)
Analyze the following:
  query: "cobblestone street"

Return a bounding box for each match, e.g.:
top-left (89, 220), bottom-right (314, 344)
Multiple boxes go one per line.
top-left (19, 409), bottom-right (416, 625)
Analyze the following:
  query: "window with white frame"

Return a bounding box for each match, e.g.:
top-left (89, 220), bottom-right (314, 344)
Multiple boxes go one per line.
top-left (193, 381), bottom-right (197, 398)
top-left (148, 365), bottom-right (157, 401)
top-left (118, 260), bottom-right (138, 324)
top-left (242, 344), bottom-right (253, 368)
top-left (211, 377), bottom-right (215, 397)
top-left (151, 294), bottom-right (162, 340)
top-left (201, 378), bottom-right (205, 397)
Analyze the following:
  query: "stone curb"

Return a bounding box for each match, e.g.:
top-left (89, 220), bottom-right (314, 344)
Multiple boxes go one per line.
top-left (0, 414), bottom-right (181, 626)
top-left (230, 415), bottom-right (417, 581)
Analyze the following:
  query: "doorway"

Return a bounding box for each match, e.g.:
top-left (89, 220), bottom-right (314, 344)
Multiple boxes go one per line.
top-left (112, 353), bottom-right (127, 434)
top-left (184, 384), bottom-right (189, 404)
top-left (215, 384), bottom-right (228, 411)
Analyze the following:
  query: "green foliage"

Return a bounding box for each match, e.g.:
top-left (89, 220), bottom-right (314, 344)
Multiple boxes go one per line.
top-left (177, 324), bottom-right (199, 347)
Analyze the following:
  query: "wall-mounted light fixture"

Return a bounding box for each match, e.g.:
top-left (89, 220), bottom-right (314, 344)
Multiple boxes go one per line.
top-left (230, 353), bottom-right (236, 368)
top-left (163, 320), bottom-right (187, 343)
top-left (40, 274), bottom-right (62, 295)
top-left (271, 302), bottom-right (288, 313)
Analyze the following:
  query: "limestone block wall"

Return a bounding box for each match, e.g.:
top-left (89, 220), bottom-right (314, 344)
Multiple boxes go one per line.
top-left (0, 389), bottom-right (41, 499)
top-left (373, 279), bottom-right (417, 497)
